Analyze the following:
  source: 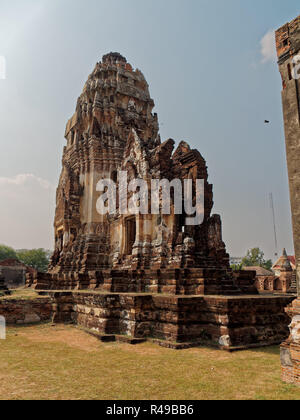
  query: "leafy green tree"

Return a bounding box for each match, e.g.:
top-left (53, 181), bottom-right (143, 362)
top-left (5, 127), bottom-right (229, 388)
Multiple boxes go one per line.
top-left (231, 263), bottom-right (244, 271)
top-left (0, 245), bottom-right (17, 262)
top-left (16, 249), bottom-right (50, 273)
top-left (242, 248), bottom-right (273, 271)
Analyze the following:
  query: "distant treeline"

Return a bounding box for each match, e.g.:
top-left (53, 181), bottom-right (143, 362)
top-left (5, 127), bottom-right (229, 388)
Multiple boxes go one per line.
top-left (0, 245), bottom-right (51, 273)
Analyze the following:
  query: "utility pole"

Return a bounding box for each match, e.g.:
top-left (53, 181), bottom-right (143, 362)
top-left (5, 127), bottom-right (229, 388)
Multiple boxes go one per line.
top-left (269, 193), bottom-right (278, 259)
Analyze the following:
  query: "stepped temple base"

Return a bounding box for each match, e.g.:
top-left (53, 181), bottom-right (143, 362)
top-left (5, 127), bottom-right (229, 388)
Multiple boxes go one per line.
top-left (46, 291), bottom-right (293, 350)
top-left (28, 268), bottom-right (257, 296)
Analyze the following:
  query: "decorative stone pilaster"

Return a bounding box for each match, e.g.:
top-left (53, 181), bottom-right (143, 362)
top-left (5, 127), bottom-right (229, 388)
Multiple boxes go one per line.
top-left (281, 298), bottom-right (300, 386)
top-left (183, 237), bottom-right (195, 267)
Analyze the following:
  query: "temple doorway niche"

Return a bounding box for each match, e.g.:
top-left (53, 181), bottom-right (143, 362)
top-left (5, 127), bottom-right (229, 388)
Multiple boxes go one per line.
top-left (178, 213), bottom-right (186, 233)
top-left (125, 217), bottom-right (136, 255)
top-left (57, 229), bottom-right (64, 251)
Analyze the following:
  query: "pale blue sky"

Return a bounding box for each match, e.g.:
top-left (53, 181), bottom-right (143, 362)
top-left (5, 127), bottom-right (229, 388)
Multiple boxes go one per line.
top-left (0, 0), bottom-right (299, 260)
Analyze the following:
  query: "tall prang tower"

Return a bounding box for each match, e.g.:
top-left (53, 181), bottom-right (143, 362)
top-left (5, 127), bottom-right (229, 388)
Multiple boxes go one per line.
top-left (32, 52), bottom-right (240, 293)
top-left (276, 16), bottom-right (300, 292)
top-left (49, 53), bottom-right (160, 281)
top-left (276, 16), bottom-right (300, 387)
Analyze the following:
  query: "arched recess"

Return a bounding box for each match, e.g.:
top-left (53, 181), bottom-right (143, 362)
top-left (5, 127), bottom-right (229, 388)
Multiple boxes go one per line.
top-left (125, 216), bottom-right (136, 256)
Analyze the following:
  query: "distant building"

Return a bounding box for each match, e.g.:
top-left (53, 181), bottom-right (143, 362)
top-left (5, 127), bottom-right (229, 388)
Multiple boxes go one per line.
top-left (0, 259), bottom-right (37, 289)
top-left (230, 257), bottom-right (243, 266)
top-left (242, 249), bottom-right (297, 294)
top-left (272, 250), bottom-right (296, 276)
top-left (243, 266), bottom-right (275, 292)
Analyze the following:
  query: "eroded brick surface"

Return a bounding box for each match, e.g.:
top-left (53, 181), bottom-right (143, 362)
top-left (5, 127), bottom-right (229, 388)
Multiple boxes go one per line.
top-left (50, 292), bottom-right (293, 349)
top-left (0, 298), bottom-right (52, 325)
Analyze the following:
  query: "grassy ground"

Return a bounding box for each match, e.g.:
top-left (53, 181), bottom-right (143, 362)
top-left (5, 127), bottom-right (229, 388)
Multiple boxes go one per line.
top-left (0, 324), bottom-right (299, 400)
top-left (0, 288), bottom-right (42, 300)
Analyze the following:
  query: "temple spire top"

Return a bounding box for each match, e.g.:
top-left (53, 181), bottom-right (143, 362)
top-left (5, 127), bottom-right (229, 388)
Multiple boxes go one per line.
top-left (102, 52), bottom-right (127, 64)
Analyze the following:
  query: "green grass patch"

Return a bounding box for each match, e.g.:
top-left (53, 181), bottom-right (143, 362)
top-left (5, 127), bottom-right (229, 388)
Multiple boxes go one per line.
top-left (0, 324), bottom-right (299, 400)
top-left (0, 288), bottom-right (43, 301)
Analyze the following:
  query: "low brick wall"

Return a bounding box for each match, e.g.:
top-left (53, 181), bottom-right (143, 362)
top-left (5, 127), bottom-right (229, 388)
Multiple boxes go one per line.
top-left (50, 292), bottom-right (294, 349)
top-left (0, 298), bottom-right (52, 325)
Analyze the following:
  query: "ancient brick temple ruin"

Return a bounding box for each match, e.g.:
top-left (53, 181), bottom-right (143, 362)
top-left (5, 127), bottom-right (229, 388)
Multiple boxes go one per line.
top-left (272, 249), bottom-right (297, 294)
top-left (0, 259), bottom-right (35, 289)
top-left (276, 15), bottom-right (300, 385)
top-left (33, 52), bottom-right (237, 295)
top-left (243, 249), bottom-right (297, 294)
top-left (28, 52), bottom-right (294, 350)
top-left (0, 270), bottom-right (10, 296)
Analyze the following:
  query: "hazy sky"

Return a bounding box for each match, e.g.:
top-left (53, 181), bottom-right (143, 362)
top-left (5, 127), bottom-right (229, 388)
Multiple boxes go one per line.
top-left (0, 0), bottom-right (299, 260)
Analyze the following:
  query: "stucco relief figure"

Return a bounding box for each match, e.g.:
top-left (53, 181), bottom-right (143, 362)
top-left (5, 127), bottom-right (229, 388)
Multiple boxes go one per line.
top-left (288, 316), bottom-right (300, 343)
top-left (153, 219), bottom-right (170, 247)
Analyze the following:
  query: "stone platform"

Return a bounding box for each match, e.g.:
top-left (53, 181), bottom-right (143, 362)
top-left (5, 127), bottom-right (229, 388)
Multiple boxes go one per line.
top-left (28, 267), bottom-right (257, 296)
top-left (49, 291), bottom-right (294, 350)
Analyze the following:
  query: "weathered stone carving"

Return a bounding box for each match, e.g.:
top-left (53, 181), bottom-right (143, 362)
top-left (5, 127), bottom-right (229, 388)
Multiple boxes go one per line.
top-left (33, 52), bottom-right (243, 294)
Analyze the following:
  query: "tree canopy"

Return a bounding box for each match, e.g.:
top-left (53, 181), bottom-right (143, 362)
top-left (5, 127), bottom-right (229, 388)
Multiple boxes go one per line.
top-left (0, 245), bottom-right (17, 262)
top-left (16, 249), bottom-right (50, 273)
top-left (0, 245), bottom-right (51, 273)
top-left (241, 248), bottom-right (273, 271)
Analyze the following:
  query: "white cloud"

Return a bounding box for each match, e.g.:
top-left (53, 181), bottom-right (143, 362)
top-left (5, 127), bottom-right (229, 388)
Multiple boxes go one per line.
top-left (0, 174), bottom-right (55, 249)
top-left (260, 30), bottom-right (277, 64)
top-left (0, 173), bottom-right (53, 190)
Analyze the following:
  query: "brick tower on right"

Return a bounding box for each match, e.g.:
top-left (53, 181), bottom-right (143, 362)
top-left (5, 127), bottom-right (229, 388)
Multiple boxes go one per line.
top-left (276, 15), bottom-right (300, 386)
